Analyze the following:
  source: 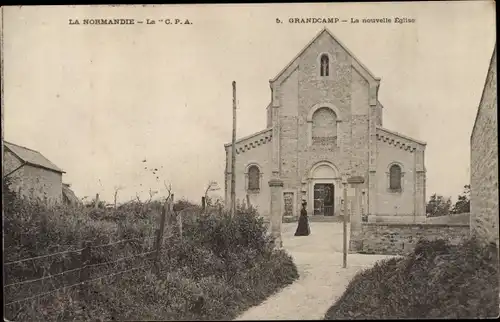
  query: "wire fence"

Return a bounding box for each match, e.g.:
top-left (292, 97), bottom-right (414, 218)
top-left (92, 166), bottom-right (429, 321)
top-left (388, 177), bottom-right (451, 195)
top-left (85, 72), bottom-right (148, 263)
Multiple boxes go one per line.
top-left (4, 247), bottom-right (85, 266)
top-left (4, 234), bottom-right (158, 307)
top-left (3, 194), bottom-right (196, 316)
top-left (5, 264), bottom-right (152, 307)
top-left (4, 235), bottom-right (157, 267)
top-left (4, 248), bottom-right (157, 289)
top-left (3, 198), bottom-right (175, 308)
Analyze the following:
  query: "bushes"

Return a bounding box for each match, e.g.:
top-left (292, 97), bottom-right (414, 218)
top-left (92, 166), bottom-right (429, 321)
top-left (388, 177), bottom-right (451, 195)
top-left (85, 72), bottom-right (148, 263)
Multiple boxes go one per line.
top-left (324, 237), bottom-right (499, 320)
top-left (152, 206), bottom-right (298, 320)
top-left (4, 182), bottom-right (298, 321)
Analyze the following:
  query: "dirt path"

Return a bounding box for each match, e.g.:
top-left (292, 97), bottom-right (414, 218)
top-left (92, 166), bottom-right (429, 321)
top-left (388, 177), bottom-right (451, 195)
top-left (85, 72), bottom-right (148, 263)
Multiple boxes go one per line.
top-left (234, 222), bottom-right (394, 320)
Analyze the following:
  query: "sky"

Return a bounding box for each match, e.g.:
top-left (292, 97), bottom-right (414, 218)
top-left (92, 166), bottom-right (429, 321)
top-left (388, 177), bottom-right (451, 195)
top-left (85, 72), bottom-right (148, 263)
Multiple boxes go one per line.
top-left (2, 2), bottom-right (496, 204)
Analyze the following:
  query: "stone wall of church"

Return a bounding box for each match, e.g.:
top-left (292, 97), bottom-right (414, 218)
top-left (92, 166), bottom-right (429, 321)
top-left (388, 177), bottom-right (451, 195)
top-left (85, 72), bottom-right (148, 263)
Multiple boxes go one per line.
top-left (225, 133), bottom-right (273, 220)
top-left (275, 32), bottom-right (372, 217)
top-left (375, 141), bottom-right (417, 216)
top-left (278, 67), bottom-right (302, 216)
top-left (266, 105), bottom-right (272, 128)
top-left (375, 102), bottom-right (383, 126)
top-left (470, 45), bottom-right (498, 247)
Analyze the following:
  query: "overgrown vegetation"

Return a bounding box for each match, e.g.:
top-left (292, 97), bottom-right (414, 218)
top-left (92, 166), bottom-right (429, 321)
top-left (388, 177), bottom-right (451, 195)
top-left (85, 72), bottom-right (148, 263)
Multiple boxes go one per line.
top-left (451, 184), bottom-right (471, 214)
top-left (426, 193), bottom-right (453, 217)
top-left (4, 178), bottom-right (299, 321)
top-left (426, 184), bottom-right (471, 217)
top-left (324, 237), bottom-right (499, 319)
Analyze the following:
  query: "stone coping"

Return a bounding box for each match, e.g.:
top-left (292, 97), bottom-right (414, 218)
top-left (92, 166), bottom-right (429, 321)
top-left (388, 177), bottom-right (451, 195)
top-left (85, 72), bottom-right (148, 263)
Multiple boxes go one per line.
top-left (362, 222), bottom-right (470, 228)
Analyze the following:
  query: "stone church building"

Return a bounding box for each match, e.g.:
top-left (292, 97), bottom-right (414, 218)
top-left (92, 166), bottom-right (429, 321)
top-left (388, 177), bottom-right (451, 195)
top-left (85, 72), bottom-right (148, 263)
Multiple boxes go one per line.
top-left (224, 28), bottom-right (427, 225)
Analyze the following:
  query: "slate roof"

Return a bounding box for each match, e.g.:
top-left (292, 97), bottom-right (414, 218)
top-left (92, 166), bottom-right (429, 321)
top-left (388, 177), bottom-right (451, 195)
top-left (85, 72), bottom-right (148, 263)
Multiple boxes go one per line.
top-left (4, 141), bottom-right (65, 173)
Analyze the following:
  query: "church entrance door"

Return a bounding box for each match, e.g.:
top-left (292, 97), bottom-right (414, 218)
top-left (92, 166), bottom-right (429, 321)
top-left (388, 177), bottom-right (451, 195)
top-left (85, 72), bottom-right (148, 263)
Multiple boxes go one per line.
top-left (313, 183), bottom-right (335, 216)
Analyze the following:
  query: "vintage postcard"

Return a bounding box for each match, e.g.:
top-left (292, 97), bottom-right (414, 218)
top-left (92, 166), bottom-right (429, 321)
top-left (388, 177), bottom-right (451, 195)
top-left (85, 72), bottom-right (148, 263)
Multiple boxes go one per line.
top-left (2, 2), bottom-right (498, 321)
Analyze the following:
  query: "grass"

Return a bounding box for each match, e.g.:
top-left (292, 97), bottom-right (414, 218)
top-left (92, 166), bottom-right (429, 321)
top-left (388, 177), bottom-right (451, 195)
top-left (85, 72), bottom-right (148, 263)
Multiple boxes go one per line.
top-left (3, 180), bottom-right (299, 321)
top-left (324, 237), bottom-right (499, 319)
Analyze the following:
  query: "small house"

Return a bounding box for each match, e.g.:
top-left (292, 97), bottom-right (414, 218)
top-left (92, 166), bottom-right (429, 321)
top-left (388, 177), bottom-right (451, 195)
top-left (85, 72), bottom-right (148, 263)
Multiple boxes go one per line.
top-left (4, 141), bottom-right (65, 204)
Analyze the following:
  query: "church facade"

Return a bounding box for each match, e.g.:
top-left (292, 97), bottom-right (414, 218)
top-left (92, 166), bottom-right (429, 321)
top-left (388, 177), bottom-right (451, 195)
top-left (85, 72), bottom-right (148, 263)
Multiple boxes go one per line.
top-left (224, 28), bottom-right (427, 224)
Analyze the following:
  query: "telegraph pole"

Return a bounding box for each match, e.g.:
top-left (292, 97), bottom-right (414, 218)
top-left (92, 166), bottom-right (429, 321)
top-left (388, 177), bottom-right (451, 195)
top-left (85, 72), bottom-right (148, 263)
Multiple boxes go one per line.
top-left (230, 81), bottom-right (237, 217)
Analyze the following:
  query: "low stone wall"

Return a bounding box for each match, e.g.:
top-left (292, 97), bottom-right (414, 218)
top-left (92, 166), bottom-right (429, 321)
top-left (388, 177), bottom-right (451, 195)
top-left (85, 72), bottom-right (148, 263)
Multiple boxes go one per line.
top-left (367, 215), bottom-right (426, 224)
top-left (359, 222), bottom-right (470, 255)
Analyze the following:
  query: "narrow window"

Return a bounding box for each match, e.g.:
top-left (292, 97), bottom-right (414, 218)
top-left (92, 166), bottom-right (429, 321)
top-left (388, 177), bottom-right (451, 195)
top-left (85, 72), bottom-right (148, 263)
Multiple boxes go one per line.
top-left (389, 164), bottom-right (402, 190)
top-left (320, 54), bottom-right (329, 77)
top-left (248, 165), bottom-right (260, 191)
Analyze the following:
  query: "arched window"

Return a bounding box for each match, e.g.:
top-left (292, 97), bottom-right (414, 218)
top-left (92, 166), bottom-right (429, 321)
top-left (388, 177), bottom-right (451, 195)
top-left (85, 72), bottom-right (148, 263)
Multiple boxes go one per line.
top-left (248, 165), bottom-right (260, 191)
top-left (320, 54), bottom-right (329, 77)
top-left (312, 107), bottom-right (337, 144)
top-left (389, 164), bottom-right (402, 190)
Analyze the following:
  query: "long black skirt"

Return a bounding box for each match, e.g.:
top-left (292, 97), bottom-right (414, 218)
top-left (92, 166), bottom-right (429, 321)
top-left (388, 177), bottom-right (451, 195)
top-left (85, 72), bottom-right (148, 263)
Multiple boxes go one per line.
top-left (294, 214), bottom-right (310, 236)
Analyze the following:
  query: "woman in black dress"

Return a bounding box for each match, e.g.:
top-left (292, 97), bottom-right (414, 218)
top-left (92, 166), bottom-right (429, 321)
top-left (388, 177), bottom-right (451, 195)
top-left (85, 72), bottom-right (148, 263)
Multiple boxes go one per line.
top-left (295, 200), bottom-right (311, 236)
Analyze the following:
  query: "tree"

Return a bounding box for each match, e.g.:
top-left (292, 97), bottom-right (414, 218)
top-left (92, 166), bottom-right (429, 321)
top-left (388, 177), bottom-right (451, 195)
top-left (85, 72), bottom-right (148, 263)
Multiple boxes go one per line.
top-left (163, 181), bottom-right (173, 202)
top-left (113, 185), bottom-right (124, 209)
top-left (451, 184), bottom-right (470, 214)
top-left (204, 180), bottom-right (220, 199)
top-left (426, 193), bottom-right (452, 217)
top-left (204, 181), bottom-right (221, 208)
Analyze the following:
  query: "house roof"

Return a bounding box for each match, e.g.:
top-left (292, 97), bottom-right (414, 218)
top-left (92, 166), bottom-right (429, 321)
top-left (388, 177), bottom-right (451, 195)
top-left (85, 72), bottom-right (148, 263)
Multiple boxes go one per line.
top-left (62, 184), bottom-right (82, 205)
top-left (4, 141), bottom-right (65, 173)
top-left (270, 27), bottom-right (381, 84)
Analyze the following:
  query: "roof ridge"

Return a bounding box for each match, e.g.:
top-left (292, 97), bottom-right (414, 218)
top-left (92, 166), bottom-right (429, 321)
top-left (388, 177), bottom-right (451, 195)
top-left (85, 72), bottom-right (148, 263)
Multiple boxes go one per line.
top-left (376, 126), bottom-right (426, 146)
top-left (270, 28), bottom-right (326, 83)
top-left (224, 127), bottom-right (273, 148)
top-left (323, 28), bottom-right (380, 81)
top-left (270, 27), bottom-right (380, 84)
top-left (4, 141), bottom-right (65, 173)
top-left (4, 141), bottom-right (39, 153)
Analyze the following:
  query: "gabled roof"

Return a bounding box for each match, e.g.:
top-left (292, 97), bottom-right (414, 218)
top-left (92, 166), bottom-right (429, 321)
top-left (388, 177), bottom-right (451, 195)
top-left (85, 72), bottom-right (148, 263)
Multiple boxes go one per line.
top-left (4, 141), bottom-right (65, 173)
top-left (376, 126), bottom-right (427, 147)
top-left (270, 27), bottom-right (381, 84)
top-left (224, 127), bottom-right (273, 148)
top-left (62, 183), bottom-right (82, 205)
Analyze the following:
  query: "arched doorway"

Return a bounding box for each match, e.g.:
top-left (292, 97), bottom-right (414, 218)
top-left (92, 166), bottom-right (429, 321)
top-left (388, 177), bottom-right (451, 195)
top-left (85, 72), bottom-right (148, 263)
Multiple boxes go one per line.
top-left (306, 162), bottom-right (341, 217)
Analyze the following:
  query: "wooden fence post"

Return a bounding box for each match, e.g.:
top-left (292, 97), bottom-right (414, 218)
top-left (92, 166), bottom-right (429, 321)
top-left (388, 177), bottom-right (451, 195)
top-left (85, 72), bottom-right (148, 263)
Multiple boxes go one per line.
top-left (167, 194), bottom-right (175, 226)
top-left (178, 212), bottom-right (183, 240)
top-left (94, 193), bottom-right (99, 209)
top-left (79, 241), bottom-right (92, 301)
top-left (154, 201), bottom-right (168, 275)
top-left (202, 197), bottom-right (206, 211)
top-left (170, 194), bottom-right (182, 239)
top-left (153, 228), bottom-right (160, 256)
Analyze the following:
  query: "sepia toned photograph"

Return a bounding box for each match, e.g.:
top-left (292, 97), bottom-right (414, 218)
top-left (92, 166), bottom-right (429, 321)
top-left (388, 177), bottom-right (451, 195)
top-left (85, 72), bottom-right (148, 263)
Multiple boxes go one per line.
top-left (1, 2), bottom-right (498, 321)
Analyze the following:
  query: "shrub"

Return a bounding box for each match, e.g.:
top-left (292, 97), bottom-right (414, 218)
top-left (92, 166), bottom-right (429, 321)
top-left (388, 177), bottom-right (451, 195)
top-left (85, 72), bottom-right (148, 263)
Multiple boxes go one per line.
top-left (4, 181), bottom-right (299, 321)
top-left (324, 237), bottom-right (499, 319)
